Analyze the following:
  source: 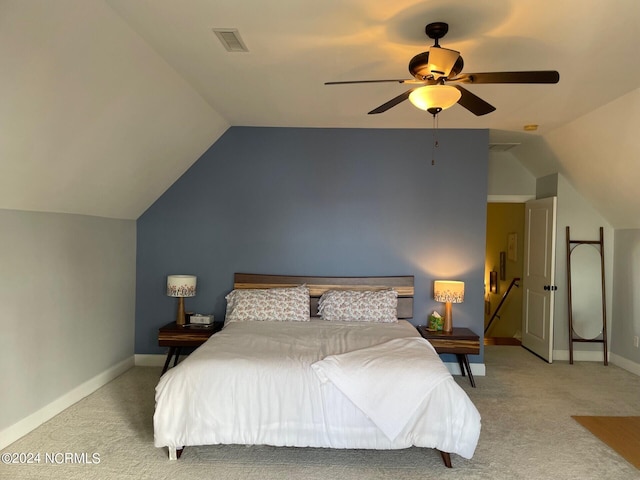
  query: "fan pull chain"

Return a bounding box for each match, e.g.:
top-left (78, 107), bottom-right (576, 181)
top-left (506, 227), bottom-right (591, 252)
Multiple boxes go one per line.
top-left (431, 112), bottom-right (439, 165)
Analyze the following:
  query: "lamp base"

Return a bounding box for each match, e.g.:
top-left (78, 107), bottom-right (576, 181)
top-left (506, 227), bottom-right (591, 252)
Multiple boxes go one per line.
top-left (443, 301), bottom-right (453, 332)
top-left (176, 297), bottom-right (186, 326)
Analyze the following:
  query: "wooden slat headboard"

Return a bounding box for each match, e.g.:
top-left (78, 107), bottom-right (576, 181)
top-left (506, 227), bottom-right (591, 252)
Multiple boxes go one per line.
top-left (233, 273), bottom-right (414, 319)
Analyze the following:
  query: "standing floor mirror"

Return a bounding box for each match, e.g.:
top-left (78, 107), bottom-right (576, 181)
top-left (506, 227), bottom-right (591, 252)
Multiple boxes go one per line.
top-left (566, 226), bottom-right (607, 365)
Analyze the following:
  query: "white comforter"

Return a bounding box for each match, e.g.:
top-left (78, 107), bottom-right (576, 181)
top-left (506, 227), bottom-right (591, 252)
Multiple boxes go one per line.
top-left (154, 320), bottom-right (481, 459)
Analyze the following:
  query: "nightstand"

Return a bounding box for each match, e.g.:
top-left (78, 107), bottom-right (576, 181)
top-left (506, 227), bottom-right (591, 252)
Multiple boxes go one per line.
top-left (158, 321), bottom-right (223, 375)
top-left (416, 326), bottom-right (480, 387)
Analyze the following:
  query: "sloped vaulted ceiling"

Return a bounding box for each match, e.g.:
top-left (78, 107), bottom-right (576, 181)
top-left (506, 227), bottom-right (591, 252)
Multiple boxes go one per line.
top-left (0, 1), bottom-right (228, 220)
top-left (515, 88), bottom-right (640, 229)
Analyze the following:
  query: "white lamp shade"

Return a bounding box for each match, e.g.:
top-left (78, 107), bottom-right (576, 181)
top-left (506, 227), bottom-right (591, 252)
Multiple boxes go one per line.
top-left (434, 280), bottom-right (464, 303)
top-left (409, 85), bottom-right (461, 111)
top-left (167, 275), bottom-right (197, 297)
top-left (427, 46), bottom-right (460, 79)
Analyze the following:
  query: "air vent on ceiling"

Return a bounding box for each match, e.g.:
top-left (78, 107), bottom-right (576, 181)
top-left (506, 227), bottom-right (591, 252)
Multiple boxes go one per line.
top-left (488, 143), bottom-right (521, 152)
top-left (212, 28), bottom-right (249, 52)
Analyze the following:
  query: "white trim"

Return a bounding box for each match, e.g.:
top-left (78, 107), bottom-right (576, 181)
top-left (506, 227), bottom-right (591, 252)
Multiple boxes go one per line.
top-left (553, 349), bottom-right (608, 363)
top-left (135, 354), bottom-right (166, 367)
top-left (487, 194), bottom-right (535, 203)
top-left (609, 353), bottom-right (640, 377)
top-left (553, 350), bottom-right (640, 377)
top-left (0, 356), bottom-right (134, 450)
top-left (444, 361), bottom-right (486, 377)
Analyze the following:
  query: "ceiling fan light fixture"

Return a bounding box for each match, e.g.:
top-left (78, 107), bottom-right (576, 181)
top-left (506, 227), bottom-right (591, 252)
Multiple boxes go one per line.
top-left (409, 85), bottom-right (461, 112)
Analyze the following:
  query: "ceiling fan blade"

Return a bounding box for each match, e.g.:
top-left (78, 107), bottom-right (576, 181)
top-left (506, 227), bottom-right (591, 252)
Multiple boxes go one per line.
top-left (454, 85), bottom-right (496, 116)
top-left (449, 70), bottom-right (560, 84)
top-left (368, 89), bottom-right (415, 114)
top-left (325, 79), bottom-right (410, 85)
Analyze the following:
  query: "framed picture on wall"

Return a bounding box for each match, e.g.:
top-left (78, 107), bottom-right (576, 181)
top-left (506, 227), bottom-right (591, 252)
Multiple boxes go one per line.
top-left (507, 233), bottom-right (518, 262)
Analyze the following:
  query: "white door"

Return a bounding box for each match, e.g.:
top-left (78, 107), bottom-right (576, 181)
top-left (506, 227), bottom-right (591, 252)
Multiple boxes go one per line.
top-left (521, 197), bottom-right (557, 362)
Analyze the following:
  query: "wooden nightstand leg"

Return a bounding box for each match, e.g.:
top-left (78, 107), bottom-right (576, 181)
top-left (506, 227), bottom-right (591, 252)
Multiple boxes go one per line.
top-left (162, 347), bottom-right (176, 375)
top-left (173, 347), bottom-right (182, 367)
top-left (461, 354), bottom-right (476, 388)
top-left (456, 355), bottom-right (467, 377)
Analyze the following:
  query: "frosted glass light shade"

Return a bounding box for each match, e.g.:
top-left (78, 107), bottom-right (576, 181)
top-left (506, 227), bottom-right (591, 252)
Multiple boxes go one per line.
top-left (167, 275), bottom-right (197, 298)
top-left (409, 85), bottom-right (461, 111)
top-left (434, 280), bottom-right (465, 303)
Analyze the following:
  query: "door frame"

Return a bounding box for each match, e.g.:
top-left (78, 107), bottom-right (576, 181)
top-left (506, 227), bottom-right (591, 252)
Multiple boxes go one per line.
top-left (484, 197), bottom-right (531, 340)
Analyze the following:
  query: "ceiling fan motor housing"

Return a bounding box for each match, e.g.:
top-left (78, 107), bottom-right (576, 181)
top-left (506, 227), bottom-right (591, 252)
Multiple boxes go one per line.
top-left (425, 22), bottom-right (449, 43)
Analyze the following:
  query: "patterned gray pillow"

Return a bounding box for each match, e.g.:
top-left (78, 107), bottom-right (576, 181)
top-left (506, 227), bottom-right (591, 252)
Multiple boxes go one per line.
top-left (318, 289), bottom-right (398, 323)
top-left (225, 285), bottom-right (310, 323)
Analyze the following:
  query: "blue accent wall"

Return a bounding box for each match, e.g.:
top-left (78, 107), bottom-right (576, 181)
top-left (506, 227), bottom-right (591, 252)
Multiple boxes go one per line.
top-left (136, 127), bottom-right (488, 359)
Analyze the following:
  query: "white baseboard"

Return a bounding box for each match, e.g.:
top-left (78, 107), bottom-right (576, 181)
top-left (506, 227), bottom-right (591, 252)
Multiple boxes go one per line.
top-left (444, 361), bottom-right (486, 377)
top-left (609, 353), bottom-right (640, 377)
top-left (553, 349), bottom-right (609, 362)
top-left (553, 350), bottom-right (640, 377)
top-left (0, 356), bottom-right (134, 450)
top-left (135, 354), bottom-right (166, 367)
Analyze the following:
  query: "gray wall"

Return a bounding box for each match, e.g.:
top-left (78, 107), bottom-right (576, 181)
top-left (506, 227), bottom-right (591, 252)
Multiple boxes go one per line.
top-left (487, 151), bottom-right (535, 197)
top-left (611, 229), bottom-right (640, 364)
top-left (136, 127), bottom-right (489, 358)
top-left (0, 209), bottom-right (136, 434)
top-left (553, 174), bottom-right (614, 358)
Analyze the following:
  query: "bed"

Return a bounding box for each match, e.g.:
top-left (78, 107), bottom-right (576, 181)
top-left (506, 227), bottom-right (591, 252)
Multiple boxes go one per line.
top-left (154, 273), bottom-right (481, 467)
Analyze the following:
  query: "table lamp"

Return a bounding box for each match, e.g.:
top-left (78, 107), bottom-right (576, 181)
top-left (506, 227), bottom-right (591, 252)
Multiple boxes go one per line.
top-left (167, 275), bottom-right (197, 326)
top-left (434, 280), bottom-right (465, 333)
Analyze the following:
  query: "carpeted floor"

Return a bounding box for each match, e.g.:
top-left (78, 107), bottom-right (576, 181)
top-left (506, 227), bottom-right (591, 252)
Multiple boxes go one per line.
top-left (2, 346), bottom-right (640, 480)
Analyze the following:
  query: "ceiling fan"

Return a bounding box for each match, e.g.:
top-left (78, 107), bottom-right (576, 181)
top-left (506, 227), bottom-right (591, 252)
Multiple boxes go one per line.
top-left (325, 22), bottom-right (560, 116)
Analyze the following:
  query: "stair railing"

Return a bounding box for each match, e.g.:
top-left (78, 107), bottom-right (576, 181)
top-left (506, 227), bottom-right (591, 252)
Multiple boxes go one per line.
top-left (484, 277), bottom-right (520, 334)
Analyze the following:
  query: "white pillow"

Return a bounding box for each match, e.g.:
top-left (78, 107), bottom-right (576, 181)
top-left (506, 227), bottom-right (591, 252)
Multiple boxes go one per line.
top-left (318, 289), bottom-right (398, 323)
top-left (225, 285), bottom-right (310, 323)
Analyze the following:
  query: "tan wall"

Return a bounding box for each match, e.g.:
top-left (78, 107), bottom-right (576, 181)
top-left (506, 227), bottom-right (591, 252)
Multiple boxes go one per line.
top-left (485, 203), bottom-right (525, 338)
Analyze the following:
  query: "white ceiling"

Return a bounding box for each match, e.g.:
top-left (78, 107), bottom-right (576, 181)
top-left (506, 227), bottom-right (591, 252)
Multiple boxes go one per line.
top-left (105, 0), bottom-right (640, 133)
top-left (2, 0), bottom-right (640, 225)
